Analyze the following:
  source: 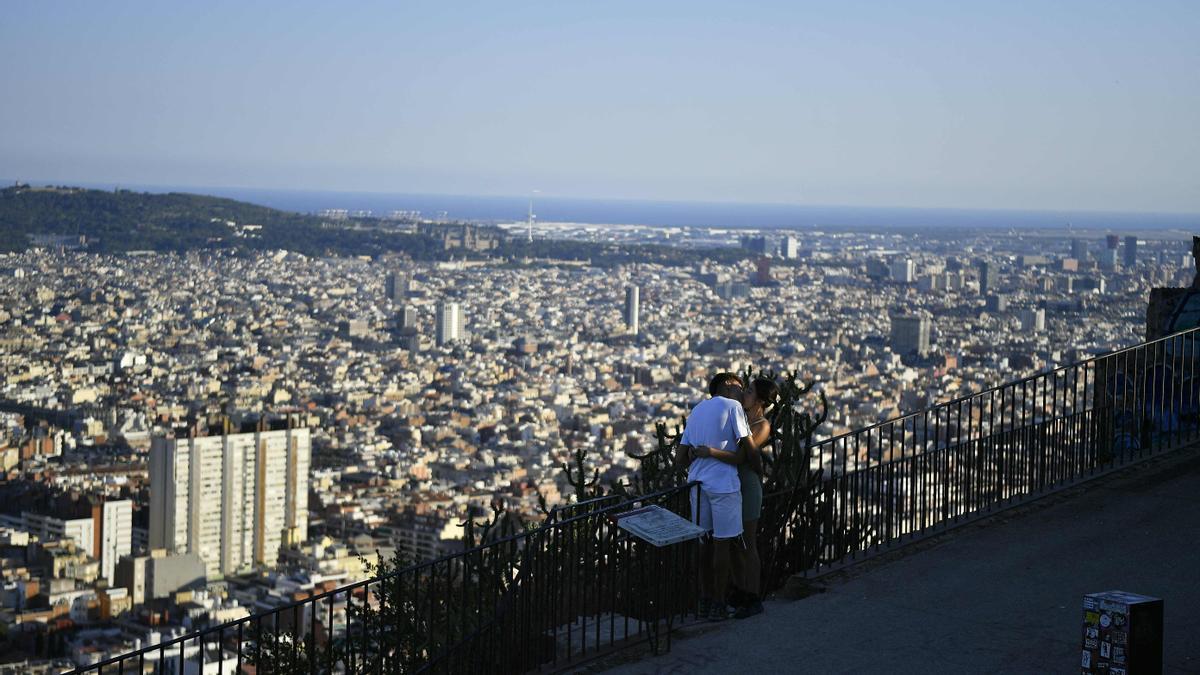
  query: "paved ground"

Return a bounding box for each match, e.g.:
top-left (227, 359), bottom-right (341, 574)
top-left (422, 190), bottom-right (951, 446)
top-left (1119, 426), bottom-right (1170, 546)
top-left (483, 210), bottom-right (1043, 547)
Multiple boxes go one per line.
top-left (601, 445), bottom-right (1200, 674)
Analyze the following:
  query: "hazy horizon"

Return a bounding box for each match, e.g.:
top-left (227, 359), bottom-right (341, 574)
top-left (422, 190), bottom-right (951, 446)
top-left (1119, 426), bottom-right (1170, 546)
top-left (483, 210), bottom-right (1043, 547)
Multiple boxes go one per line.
top-left (11, 178), bottom-right (1197, 232)
top-left (3, 1), bottom-right (1198, 213)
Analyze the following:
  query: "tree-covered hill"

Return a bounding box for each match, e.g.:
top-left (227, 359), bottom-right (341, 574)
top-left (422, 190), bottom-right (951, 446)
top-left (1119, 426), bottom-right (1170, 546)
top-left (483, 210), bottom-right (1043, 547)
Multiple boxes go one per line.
top-left (0, 185), bottom-right (750, 267)
top-left (0, 185), bottom-right (446, 257)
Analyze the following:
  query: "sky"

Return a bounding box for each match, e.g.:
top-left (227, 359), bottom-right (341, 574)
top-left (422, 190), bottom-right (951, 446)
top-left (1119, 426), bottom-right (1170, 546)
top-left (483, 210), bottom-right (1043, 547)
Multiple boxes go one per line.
top-left (2, 1), bottom-right (1198, 213)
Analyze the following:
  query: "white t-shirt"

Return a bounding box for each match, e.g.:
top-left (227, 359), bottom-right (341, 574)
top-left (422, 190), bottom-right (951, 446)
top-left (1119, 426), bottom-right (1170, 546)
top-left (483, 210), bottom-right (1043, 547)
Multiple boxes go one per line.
top-left (681, 395), bottom-right (751, 494)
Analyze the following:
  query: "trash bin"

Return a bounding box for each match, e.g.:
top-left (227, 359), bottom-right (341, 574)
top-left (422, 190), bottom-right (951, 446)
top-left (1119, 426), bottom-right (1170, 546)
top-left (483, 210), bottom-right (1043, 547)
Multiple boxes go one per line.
top-left (1081, 590), bottom-right (1163, 674)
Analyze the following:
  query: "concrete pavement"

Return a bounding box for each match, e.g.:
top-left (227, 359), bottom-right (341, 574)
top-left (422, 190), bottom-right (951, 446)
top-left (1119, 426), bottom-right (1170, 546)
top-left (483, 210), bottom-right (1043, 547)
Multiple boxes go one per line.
top-left (600, 444), bottom-right (1200, 674)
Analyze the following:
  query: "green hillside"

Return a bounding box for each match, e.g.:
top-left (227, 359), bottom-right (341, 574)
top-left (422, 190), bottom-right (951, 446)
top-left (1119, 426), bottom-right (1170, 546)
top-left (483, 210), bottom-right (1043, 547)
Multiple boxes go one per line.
top-left (0, 185), bottom-right (445, 257)
top-left (0, 184), bottom-right (750, 267)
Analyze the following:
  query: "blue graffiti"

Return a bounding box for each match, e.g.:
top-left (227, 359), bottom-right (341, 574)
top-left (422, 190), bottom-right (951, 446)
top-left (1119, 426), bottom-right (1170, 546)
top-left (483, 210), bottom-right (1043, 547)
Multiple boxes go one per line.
top-left (1105, 362), bottom-right (1200, 439)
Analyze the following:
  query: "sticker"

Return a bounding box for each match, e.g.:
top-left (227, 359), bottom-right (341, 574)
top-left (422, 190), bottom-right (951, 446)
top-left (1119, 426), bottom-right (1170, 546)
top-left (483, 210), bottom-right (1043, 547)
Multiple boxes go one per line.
top-left (1084, 638), bottom-right (1098, 649)
top-left (1110, 630), bottom-right (1126, 646)
top-left (1112, 646), bottom-right (1125, 664)
top-left (1086, 627), bottom-right (1099, 639)
top-left (1113, 613), bottom-right (1127, 627)
top-left (1110, 668), bottom-right (1126, 675)
top-left (1086, 611), bottom-right (1100, 625)
top-left (1099, 613), bottom-right (1112, 628)
top-left (1100, 642), bottom-right (1111, 658)
top-left (1099, 600), bottom-right (1128, 613)
top-left (1082, 650), bottom-right (1092, 668)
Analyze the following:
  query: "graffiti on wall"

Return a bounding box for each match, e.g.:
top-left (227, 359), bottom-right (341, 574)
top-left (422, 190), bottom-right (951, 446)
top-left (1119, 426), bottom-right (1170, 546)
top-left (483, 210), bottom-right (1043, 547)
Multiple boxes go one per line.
top-left (1101, 358), bottom-right (1200, 454)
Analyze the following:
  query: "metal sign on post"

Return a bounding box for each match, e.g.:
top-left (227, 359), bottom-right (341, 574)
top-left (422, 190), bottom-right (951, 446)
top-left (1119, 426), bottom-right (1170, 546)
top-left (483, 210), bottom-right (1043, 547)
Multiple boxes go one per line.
top-left (1081, 590), bottom-right (1163, 674)
top-left (613, 505), bottom-right (707, 547)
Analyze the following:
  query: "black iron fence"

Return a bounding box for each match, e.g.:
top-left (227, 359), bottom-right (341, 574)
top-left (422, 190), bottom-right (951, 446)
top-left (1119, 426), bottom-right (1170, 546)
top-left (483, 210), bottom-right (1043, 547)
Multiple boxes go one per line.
top-left (74, 484), bottom-right (698, 674)
top-left (72, 326), bottom-right (1200, 673)
top-left (760, 325), bottom-right (1200, 582)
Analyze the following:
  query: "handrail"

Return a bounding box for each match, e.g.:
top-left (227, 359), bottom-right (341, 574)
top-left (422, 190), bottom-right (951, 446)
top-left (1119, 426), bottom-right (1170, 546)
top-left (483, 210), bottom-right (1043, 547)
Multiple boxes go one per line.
top-left (75, 481), bottom-right (697, 673)
top-left (808, 323), bottom-right (1200, 452)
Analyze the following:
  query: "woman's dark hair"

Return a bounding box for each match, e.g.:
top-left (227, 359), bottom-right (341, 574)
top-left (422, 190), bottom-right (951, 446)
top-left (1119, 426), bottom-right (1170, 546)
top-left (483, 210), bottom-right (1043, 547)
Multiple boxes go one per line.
top-left (751, 378), bottom-right (781, 414)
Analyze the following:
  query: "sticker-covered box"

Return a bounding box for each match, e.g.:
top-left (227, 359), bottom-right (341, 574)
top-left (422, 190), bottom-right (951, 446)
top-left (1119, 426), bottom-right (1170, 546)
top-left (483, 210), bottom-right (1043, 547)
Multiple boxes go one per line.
top-left (1081, 590), bottom-right (1162, 674)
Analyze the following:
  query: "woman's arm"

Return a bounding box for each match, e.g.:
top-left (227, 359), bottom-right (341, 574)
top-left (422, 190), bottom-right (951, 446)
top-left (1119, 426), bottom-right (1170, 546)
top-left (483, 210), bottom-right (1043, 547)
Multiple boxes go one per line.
top-left (691, 444), bottom-right (745, 465)
top-left (749, 421), bottom-right (771, 452)
top-left (693, 419), bottom-right (772, 466)
top-left (675, 443), bottom-right (695, 470)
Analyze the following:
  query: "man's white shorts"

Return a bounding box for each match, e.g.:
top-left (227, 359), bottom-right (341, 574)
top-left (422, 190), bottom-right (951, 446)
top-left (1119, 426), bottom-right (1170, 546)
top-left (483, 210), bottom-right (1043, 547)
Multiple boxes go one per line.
top-left (690, 486), bottom-right (743, 540)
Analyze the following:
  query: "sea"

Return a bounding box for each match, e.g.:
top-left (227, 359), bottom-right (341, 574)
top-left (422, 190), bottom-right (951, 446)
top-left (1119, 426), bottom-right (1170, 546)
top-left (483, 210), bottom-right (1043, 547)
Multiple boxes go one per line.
top-left (41, 182), bottom-right (1200, 233)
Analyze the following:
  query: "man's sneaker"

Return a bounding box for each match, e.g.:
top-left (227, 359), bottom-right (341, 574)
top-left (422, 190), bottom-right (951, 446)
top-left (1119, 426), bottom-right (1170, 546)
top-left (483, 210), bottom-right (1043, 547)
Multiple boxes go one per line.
top-left (733, 600), bottom-right (764, 619)
top-left (707, 602), bottom-right (734, 622)
top-left (697, 597), bottom-right (713, 619)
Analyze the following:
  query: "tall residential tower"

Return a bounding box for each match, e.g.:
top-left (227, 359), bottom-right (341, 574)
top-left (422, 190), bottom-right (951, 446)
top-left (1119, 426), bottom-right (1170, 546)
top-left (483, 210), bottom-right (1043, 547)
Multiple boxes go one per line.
top-left (436, 302), bottom-right (465, 346)
top-left (624, 286), bottom-right (640, 336)
top-left (890, 314), bottom-right (932, 357)
top-left (149, 422), bottom-right (311, 578)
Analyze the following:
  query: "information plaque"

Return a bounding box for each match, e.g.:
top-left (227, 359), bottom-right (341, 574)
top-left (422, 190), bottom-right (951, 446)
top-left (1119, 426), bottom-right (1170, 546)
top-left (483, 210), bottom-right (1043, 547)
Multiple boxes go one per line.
top-left (613, 505), bottom-right (706, 547)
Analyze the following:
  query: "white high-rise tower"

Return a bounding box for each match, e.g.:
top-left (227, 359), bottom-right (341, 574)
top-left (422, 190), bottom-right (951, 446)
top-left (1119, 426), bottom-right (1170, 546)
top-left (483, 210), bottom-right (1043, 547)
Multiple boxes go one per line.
top-left (101, 500), bottom-right (133, 585)
top-left (625, 286), bottom-right (640, 336)
top-left (436, 302), bottom-right (464, 346)
top-left (149, 422), bottom-right (311, 578)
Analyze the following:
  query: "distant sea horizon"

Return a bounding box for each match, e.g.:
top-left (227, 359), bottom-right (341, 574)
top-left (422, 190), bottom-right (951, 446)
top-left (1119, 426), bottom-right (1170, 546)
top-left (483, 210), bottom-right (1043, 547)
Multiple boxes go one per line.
top-left (15, 180), bottom-right (1200, 233)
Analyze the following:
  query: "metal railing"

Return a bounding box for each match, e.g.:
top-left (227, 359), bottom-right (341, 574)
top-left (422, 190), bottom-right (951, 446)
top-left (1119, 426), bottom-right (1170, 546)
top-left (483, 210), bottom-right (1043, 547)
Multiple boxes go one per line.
top-left (72, 325), bottom-right (1200, 673)
top-left (74, 484), bottom-right (698, 674)
top-left (762, 324), bottom-right (1200, 579)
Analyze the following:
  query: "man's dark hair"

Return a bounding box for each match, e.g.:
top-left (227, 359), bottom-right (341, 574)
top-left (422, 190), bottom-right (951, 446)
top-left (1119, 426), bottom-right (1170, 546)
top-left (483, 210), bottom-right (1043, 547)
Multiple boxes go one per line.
top-left (708, 372), bottom-right (744, 397)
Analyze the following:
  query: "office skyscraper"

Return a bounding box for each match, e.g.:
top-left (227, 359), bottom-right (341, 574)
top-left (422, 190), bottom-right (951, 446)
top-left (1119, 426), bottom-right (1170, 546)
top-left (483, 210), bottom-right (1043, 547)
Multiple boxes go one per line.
top-left (625, 286), bottom-right (640, 335)
top-left (890, 315), bottom-right (931, 357)
top-left (397, 305), bottom-right (418, 351)
top-left (149, 424), bottom-right (311, 577)
top-left (890, 259), bottom-right (915, 283)
top-left (781, 236), bottom-right (800, 260)
top-left (1019, 307), bottom-right (1046, 332)
top-left (384, 272), bottom-right (408, 303)
top-left (1124, 236), bottom-right (1138, 268)
top-left (1071, 238), bottom-right (1088, 261)
top-left (436, 302), bottom-right (464, 346)
top-left (978, 261), bottom-right (997, 297)
top-left (398, 305), bottom-right (417, 333)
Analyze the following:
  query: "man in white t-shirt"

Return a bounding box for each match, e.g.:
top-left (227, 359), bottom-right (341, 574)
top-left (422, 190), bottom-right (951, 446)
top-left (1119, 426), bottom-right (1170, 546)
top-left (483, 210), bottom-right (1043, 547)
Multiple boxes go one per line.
top-left (677, 371), bottom-right (754, 621)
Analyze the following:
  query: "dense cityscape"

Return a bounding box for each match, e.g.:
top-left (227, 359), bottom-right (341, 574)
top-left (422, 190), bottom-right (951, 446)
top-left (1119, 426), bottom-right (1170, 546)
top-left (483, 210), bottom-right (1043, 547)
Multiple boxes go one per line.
top-left (0, 214), bottom-right (1189, 670)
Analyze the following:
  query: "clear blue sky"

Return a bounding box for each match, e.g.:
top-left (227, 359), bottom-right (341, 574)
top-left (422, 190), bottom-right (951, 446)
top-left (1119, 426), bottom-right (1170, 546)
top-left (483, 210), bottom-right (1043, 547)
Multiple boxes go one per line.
top-left (2, 1), bottom-right (1198, 212)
